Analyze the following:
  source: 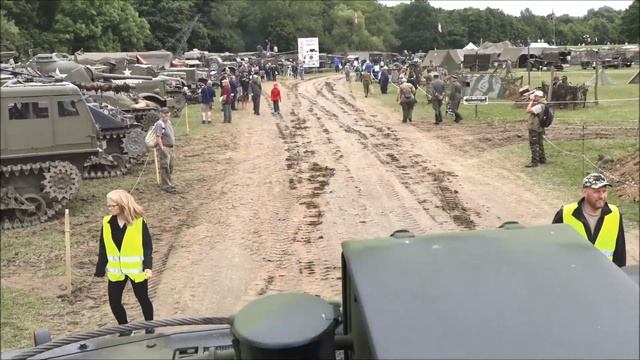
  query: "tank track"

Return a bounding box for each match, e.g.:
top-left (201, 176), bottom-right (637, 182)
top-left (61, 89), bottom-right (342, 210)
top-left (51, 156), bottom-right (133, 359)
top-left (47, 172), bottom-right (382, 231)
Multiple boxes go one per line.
top-left (1, 161), bottom-right (81, 229)
top-left (82, 128), bottom-right (147, 179)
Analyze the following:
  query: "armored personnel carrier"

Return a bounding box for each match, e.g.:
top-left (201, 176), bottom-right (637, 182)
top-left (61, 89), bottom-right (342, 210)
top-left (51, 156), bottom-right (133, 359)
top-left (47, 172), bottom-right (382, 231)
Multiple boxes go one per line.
top-left (3, 224), bottom-right (638, 359)
top-left (0, 82), bottom-right (145, 228)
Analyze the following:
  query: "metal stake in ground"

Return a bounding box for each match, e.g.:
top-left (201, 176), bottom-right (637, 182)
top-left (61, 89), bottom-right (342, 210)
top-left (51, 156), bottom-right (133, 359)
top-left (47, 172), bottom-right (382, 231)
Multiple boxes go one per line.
top-left (64, 209), bottom-right (72, 295)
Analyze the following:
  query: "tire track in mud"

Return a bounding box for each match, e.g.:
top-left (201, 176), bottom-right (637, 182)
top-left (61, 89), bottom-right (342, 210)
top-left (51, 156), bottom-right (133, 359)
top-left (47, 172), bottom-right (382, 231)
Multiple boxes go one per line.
top-left (302, 79), bottom-right (476, 230)
top-left (255, 81), bottom-right (342, 297)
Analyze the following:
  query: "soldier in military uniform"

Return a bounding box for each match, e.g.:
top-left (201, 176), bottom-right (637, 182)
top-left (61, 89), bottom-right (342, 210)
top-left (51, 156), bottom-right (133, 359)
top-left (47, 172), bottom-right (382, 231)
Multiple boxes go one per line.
top-left (429, 72), bottom-right (445, 125)
top-left (525, 90), bottom-right (547, 168)
top-left (362, 70), bottom-right (373, 97)
top-left (448, 75), bottom-right (463, 123)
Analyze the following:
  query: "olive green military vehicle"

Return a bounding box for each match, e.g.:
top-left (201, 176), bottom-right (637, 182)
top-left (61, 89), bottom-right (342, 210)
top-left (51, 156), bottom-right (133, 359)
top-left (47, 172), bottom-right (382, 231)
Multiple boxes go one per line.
top-left (0, 81), bottom-right (146, 228)
top-left (27, 54), bottom-right (186, 122)
top-left (3, 224), bottom-right (638, 359)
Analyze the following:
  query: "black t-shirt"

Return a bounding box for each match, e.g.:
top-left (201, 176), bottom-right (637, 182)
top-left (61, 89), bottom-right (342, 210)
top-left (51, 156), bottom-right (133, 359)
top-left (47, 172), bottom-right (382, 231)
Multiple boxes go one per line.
top-left (94, 216), bottom-right (153, 277)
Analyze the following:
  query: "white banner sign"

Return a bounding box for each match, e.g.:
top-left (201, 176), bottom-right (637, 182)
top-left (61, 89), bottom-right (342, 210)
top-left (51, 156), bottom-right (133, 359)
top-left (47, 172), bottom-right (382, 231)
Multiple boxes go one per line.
top-left (298, 37), bottom-right (319, 68)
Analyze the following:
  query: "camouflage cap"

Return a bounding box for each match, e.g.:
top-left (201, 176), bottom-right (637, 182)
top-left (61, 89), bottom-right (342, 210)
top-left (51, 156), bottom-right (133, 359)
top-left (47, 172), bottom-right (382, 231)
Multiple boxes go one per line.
top-left (582, 173), bottom-right (611, 189)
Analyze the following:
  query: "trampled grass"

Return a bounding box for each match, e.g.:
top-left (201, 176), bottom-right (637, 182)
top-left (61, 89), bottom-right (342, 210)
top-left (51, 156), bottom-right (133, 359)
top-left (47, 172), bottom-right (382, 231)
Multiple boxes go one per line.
top-left (1, 288), bottom-right (64, 351)
top-left (364, 65), bottom-right (639, 228)
top-left (495, 138), bottom-right (639, 227)
top-left (374, 65), bottom-right (639, 127)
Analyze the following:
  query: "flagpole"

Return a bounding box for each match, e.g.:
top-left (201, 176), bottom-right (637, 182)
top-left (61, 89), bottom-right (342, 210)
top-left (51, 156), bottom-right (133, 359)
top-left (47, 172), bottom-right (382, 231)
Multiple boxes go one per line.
top-left (552, 9), bottom-right (556, 45)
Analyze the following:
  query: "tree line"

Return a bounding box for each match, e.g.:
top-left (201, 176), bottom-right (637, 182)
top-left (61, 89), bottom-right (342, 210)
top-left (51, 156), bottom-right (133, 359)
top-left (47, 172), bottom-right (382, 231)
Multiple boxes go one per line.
top-left (1, 0), bottom-right (638, 58)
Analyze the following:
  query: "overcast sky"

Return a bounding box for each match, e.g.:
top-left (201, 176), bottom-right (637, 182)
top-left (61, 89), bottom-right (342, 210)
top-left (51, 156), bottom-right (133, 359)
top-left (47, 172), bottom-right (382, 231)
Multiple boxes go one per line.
top-left (378, 1), bottom-right (633, 17)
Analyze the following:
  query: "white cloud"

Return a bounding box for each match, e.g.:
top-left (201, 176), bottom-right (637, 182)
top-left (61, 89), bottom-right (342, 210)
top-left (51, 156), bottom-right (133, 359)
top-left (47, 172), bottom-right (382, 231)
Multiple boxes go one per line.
top-left (378, 1), bottom-right (633, 17)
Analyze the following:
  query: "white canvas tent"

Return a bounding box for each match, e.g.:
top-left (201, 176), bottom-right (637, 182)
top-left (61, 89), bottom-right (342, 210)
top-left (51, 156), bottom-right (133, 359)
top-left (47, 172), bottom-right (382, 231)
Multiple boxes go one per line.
top-left (462, 42), bottom-right (478, 51)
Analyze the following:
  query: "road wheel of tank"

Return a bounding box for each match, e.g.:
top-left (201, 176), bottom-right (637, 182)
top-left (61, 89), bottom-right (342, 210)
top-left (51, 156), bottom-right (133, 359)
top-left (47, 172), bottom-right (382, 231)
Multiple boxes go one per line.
top-left (14, 194), bottom-right (48, 224)
top-left (121, 128), bottom-right (147, 158)
top-left (33, 328), bottom-right (52, 346)
top-left (141, 111), bottom-right (160, 130)
top-left (42, 161), bottom-right (81, 201)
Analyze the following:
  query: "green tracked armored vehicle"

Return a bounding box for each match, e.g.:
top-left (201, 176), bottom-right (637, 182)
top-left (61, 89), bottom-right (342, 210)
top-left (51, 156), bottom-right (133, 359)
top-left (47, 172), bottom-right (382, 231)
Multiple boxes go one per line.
top-left (0, 82), bottom-right (146, 229)
top-left (2, 224), bottom-right (638, 359)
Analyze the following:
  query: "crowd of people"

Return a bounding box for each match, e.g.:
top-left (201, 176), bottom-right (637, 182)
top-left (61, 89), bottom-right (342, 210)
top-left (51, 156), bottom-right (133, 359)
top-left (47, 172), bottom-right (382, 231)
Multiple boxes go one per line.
top-left (93, 52), bottom-right (630, 335)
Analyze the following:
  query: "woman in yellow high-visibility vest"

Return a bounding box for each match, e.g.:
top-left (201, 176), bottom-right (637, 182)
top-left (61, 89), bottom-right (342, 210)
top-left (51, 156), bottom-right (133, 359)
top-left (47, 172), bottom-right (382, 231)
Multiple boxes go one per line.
top-left (94, 189), bottom-right (154, 336)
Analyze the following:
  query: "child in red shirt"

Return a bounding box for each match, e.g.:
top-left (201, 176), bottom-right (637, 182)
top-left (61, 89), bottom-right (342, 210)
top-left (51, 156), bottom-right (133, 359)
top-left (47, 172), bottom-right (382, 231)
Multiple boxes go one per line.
top-left (270, 83), bottom-right (282, 114)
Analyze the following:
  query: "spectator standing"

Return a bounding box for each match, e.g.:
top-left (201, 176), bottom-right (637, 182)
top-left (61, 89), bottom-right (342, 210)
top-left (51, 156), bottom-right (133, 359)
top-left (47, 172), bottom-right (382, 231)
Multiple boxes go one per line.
top-left (94, 189), bottom-right (155, 335)
top-left (154, 108), bottom-right (176, 193)
top-left (552, 173), bottom-right (626, 267)
top-left (524, 90), bottom-right (547, 167)
top-left (221, 79), bottom-right (233, 123)
top-left (270, 82), bottom-right (282, 115)
top-left (199, 80), bottom-right (216, 124)
top-left (250, 74), bottom-right (262, 115)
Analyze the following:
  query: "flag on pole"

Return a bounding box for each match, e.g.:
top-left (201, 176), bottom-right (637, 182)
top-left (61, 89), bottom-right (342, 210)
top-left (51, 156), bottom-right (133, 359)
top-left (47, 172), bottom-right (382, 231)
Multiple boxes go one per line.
top-left (437, 22), bottom-right (442, 33)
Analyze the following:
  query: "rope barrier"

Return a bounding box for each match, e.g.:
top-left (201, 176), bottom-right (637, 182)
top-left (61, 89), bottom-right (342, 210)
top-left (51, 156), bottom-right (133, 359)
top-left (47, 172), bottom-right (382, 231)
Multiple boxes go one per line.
top-left (129, 154), bottom-right (150, 194)
top-left (542, 134), bottom-right (638, 187)
top-left (492, 97), bottom-right (639, 105)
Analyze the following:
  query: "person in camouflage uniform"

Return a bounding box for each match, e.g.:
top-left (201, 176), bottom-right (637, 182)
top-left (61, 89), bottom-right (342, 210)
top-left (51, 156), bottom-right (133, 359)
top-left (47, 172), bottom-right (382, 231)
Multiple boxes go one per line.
top-left (448, 75), bottom-right (463, 123)
top-left (361, 70), bottom-right (373, 97)
top-left (429, 73), bottom-right (445, 125)
top-left (525, 90), bottom-right (547, 168)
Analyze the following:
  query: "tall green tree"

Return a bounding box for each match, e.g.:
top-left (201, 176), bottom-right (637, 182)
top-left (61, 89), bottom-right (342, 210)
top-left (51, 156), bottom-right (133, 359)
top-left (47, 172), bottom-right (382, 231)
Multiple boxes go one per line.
top-left (392, 1), bottom-right (440, 52)
top-left (0, 9), bottom-right (23, 52)
top-left (617, 0), bottom-right (639, 43)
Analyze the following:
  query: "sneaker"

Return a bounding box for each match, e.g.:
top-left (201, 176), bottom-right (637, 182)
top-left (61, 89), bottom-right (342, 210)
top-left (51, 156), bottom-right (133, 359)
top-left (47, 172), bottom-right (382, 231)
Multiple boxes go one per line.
top-left (524, 163), bottom-right (538, 168)
top-left (207, 121), bottom-right (212, 124)
top-left (201, 120), bottom-right (206, 124)
top-left (145, 327), bottom-right (155, 335)
top-left (118, 331), bottom-right (132, 337)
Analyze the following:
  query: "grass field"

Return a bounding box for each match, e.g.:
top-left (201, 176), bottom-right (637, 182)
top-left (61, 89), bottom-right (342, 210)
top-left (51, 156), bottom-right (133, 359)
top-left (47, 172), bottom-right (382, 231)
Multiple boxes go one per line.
top-left (376, 66), bottom-right (639, 126)
top-left (370, 65), bottom-right (639, 227)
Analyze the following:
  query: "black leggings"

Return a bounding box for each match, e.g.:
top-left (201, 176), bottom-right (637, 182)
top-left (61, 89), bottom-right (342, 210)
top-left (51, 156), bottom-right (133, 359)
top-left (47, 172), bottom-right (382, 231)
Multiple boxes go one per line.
top-left (108, 278), bottom-right (153, 324)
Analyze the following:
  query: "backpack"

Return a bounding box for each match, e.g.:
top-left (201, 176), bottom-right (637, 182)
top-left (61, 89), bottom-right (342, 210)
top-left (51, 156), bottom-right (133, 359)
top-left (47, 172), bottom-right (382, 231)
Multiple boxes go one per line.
top-left (539, 105), bottom-right (555, 128)
top-left (145, 123), bottom-right (162, 148)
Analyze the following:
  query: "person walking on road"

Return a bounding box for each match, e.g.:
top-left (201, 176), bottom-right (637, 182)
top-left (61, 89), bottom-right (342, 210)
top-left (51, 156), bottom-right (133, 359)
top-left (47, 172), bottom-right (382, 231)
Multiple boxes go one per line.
top-left (95, 189), bottom-right (154, 335)
top-left (154, 107), bottom-right (177, 193)
top-left (250, 73), bottom-right (262, 115)
top-left (448, 75), bottom-right (463, 123)
top-left (200, 81), bottom-right (216, 124)
top-left (379, 67), bottom-right (390, 94)
top-left (221, 79), bottom-right (233, 123)
top-left (525, 90), bottom-right (547, 167)
top-left (429, 72), bottom-right (445, 125)
top-left (270, 82), bottom-right (282, 115)
top-left (396, 78), bottom-right (416, 123)
top-left (552, 173), bottom-right (626, 267)
top-left (362, 70), bottom-right (373, 97)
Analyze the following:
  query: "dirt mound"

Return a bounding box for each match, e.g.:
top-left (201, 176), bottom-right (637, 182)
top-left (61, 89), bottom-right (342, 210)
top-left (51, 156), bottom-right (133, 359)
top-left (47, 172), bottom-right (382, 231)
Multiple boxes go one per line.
top-left (608, 150), bottom-right (639, 203)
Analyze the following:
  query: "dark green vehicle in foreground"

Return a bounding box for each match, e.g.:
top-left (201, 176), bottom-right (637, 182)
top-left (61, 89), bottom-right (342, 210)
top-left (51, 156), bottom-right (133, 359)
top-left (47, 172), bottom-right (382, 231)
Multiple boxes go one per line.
top-left (3, 224), bottom-right (638, 359)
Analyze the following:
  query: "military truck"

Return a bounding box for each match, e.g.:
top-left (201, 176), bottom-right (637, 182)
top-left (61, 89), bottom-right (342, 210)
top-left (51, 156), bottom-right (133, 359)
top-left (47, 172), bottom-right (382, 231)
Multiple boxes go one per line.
top-left (3, 224), bottom-right (638, 359)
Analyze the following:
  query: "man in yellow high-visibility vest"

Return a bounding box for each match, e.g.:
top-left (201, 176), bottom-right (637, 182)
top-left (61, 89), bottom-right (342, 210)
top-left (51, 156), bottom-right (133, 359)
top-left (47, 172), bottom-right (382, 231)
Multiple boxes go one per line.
top-left (552, 173), bottom-right (626, 267)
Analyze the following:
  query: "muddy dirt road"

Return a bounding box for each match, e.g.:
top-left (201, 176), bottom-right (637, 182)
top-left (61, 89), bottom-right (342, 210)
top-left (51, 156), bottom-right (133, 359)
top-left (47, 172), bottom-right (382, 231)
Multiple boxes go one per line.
top-left (149, 74), bottom-right (638, 319)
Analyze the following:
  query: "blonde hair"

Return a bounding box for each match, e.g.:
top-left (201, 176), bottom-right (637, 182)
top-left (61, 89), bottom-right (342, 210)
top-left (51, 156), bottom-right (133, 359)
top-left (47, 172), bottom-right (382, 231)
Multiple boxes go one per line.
top-left (222, 79), bottom-right (229, 86)
top-left (106, 189), bottom-right (144, 225)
